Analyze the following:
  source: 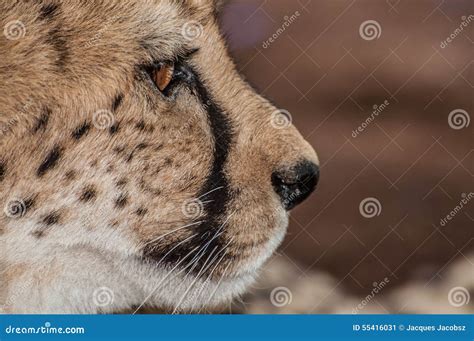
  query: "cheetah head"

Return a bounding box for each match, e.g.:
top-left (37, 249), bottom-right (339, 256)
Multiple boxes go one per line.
top-left (0, 0), bottom-right (319, 313)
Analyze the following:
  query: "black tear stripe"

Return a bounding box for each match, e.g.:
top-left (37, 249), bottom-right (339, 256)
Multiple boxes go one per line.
top-left (144, 65), bottom-right (234, 276)
top-left (37, 146), bottom-right (62, 177)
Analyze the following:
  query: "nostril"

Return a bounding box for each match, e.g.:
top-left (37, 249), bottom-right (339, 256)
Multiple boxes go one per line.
top-left (271, 161), bottom-right (319, 210)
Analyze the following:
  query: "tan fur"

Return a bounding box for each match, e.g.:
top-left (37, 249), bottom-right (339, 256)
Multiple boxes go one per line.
top-left (0, 0), bottom-right (318, 313)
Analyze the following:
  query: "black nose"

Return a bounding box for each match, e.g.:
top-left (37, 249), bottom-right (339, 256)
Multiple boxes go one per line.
top-left (271, 161), bottom-right (319, 210)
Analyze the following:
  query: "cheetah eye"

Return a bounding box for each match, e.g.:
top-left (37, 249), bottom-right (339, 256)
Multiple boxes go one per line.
top-left (152, 62), bottom-right (175, 92)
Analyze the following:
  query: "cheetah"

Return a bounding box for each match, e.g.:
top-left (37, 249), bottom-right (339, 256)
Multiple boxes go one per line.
top-left (0, 0), bottom-right (319, 313)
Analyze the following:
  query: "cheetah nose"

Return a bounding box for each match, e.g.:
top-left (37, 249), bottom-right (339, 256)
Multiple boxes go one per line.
top-left (271, 161), bottom-right (319, 210)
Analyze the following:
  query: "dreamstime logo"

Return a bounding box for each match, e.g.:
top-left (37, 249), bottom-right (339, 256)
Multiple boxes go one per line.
top-left (359, 20), bottom-right (382, 41)
top-left (270, 287), bottom-right (292, 307)
top-left (182, 198), bottom-right (204, 220)
top-left (4, 199), bottom-right (26, 218)
top-left (359, 197), bottom-right (382, 218)
top-left (3, 20), bottom-right (26, 40)
top-left (181, 21), bottom-right (203, 41)
top-left (92, 109), bottom-right (115, 130)
top-left (448, 109), bottom-right (470, 130)
top-left (448, 286), bottom-right (470, 307)
top-left (270, 109), bottom-right (292, 129)
top-left (92, 287), bottom-right (114, 307)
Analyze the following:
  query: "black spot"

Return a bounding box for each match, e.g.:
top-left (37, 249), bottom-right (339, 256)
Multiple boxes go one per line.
top-left (31, 230), bottom-right (45, 239)
top-left (109, 122), bottom-right (120, 135)
top-left (42, 212), bottom-right (60, 226)
top-left (135, 120), bottom-right (145, 131)
top-left (79, 186), bottom-right (97, 202)
top-left (64, 169), bottom-right (76, 181)
top-left (24, 196), bottom-right (36, 212)
top-left (72, 122), bottom-right (91, 140)
top-left (33, 108), bottom-right (50, 133)
top-left (135, 207), bottom-right (148, 216)
top-left (115, 193), bottom-right (128, 208)
top-left (116, 178), bottom-right (127, 187)
top-left (113, 145), bottom-right (126, 154)
top-left (126, 152), bottom-right (135, 163)
top-left (163, 158), bottom-right (172, 166)
top-left (37, 146), bottom-right (62, 177)
top-left (0, 161), bottom-right (5, 182)
top-left (47, 26), bottom-right (69, 70)
top-left (125, 142), bottom-right (148, 163)
top-left (39, 3), bottom-right (59, 20)
top-left (112, 93), bottom-right (124, 112)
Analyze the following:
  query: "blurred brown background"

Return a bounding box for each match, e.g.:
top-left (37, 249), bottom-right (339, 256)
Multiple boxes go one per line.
top-left (219, 0), bottom-right (473, 313)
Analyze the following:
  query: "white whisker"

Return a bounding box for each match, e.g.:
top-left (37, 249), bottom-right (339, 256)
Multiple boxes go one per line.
top-left (190, 237), bottom-right (235, 311)
top-left (198, 186), bottom-right (224, 199)
top-left (152, 233), bottom-right (197, 267)
top-left (132, 244), bottom-right (200, 314)
top-left (202, 260), bottom-right (233, 310)
top-left (142, 220), bottom-right (202, 247)
top-left (171, 246), bottom-right (219, 314)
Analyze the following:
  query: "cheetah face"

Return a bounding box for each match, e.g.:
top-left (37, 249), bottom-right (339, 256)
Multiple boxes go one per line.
top-left (0, 0), bottom-right (318, 312)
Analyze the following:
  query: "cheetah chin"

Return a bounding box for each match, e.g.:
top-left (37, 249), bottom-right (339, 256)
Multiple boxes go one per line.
top-left (0, 0), bottom-right (319, 313)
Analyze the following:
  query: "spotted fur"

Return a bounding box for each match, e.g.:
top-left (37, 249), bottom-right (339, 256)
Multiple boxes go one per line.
top-left (0, 0), bottom-right (319, 313)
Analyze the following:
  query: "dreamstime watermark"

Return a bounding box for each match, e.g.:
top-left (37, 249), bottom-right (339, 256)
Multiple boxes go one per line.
top-left (4, 198), bottom-right (26, 219)
top-left (448, 109), bottom-right (470, 130)
top-left (3, 20), bottom-right (26, 40)
top-left (448, 286), bottom-right (470, 307)
top-left (84, 15), bottom-right (122, 48)
top-left (173, 277), bottom-right (213, 314)
top-left (270, 109), bottom-right (292, 129)
top-left (168, 112), bottom-right (200, 142)
top-left (352, 277), bottom-right (390, 314)
top-left (352, 100), bottom-right (390, 138)
top-left (359, 20), bottom-right (381, 41)
top-left (0, 115), bottom-right (21, 138)
top-left (182, 198), bottom-right (204, 220)
top-left (1, 99), bottom-right (36, 138)
top-left (270, 286), bottom-right (292, 307)
top-left (262, 11), bottom-right (301, 49)
top-left (359, 197), bottom-right (382, 218)
top-left (0, 278), bottom-right (34, 312)
top-left (181, 21), bottom-right (204, 41)
top-left (92, 287), bottom-right (114, 307)
top-left (439, 192), bottom-right (473, 227)
top-left (440, 15), bottom-right (474, 49)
